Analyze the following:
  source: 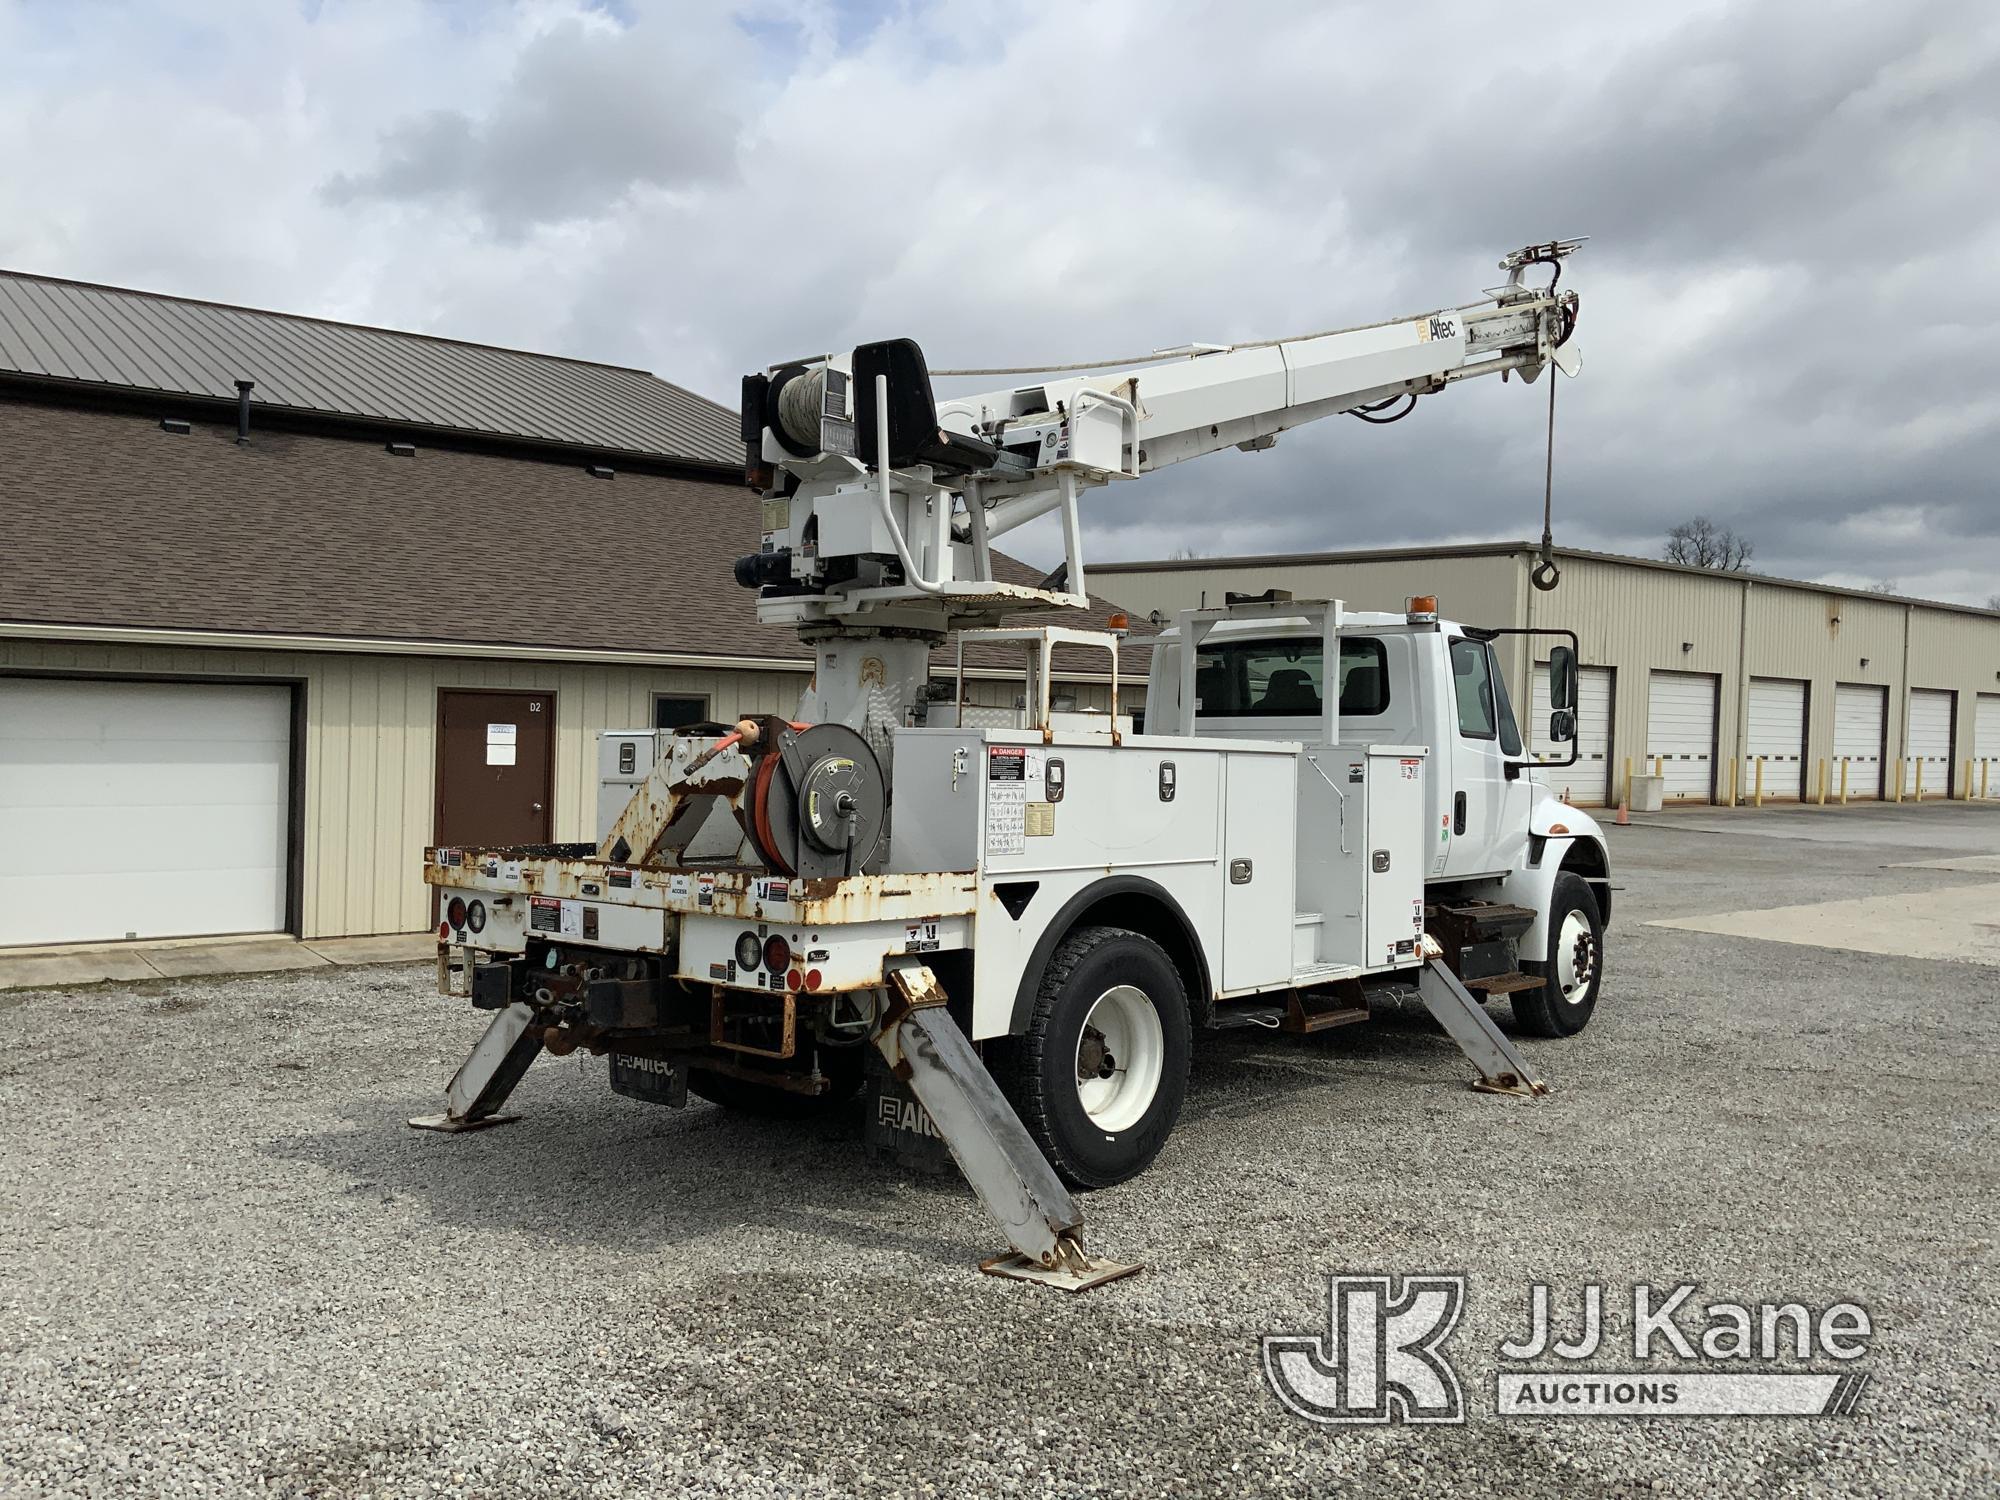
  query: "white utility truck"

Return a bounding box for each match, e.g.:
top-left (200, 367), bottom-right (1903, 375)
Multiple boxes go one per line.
top-left (418, 241), bottom-right (1606, 1289)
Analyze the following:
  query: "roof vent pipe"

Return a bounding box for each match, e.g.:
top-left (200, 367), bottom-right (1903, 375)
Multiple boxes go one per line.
top-left (235, 379), bottom-right (254, 444)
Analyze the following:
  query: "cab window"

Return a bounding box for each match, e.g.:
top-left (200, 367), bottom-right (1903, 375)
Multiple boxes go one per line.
top-left (1450, 639), bottom-right (1524, 754)
top-left (1449, 638), bottom-right (1496, 739)
top-left (1191, 637), bottom-right (1389, 718)
top-left (1489, 648), bottom-right (1524, 756)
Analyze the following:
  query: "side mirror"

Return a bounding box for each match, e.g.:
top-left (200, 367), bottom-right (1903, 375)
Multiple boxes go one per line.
top-left (1549, 708), bottom-right (1577, 744)
top-left (1548, 644), bottom-right (1577, 712)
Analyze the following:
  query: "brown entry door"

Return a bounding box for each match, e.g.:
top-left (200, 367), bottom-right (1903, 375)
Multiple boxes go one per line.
top-left (436, 690), bottom-right (555, 848)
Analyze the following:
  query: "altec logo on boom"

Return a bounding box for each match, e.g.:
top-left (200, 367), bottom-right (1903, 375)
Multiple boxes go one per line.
top-left (1263, 1276), bottom-right (1874, 1423)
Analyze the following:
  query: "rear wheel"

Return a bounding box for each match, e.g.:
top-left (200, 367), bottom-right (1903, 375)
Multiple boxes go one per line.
top-left (993, 926), bottom-right (1191, 1189)
top-left (1514, 871), bottom-right (1604, 1038)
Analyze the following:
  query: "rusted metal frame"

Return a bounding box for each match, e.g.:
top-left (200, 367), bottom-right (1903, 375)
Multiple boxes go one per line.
top-left (1282, 978), bottom-right (1369, 1033)
top-left (711, 986), bottom-right (800, 1059)
top-left (424, 854), bottom-right (978, 925)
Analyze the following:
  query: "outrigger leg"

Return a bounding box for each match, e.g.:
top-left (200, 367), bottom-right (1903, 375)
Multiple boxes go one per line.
top-left (877, 966), bottom-right (1140, 1292)
top-left (409, 1000), bottom-right (545, 1132)
top-left (1414, 956), bottom-right (1550, 1099)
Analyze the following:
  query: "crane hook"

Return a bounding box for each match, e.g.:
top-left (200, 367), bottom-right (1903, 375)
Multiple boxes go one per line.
top-left (1531, 358), bottom-right (1562, 592)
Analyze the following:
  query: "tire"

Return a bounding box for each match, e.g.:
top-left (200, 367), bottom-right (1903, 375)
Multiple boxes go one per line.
top-left (687, 1045), bottom-right (863, 1119)
top-left (1514, 871), bottom-right (1604, 1038)
top-left (992, 926), bottom-right (1191, 1190)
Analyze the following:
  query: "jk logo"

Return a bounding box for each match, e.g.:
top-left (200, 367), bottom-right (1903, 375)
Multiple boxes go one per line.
top-left (1262, 1274), bottom-right (1467, 1424)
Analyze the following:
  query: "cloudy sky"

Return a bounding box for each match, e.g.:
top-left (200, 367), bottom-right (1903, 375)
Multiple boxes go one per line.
top-left (2, 0), bottom-right (1995, 602)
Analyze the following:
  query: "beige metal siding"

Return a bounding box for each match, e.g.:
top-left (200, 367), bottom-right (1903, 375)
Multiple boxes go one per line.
top-left (1100, 548), bottom-right (2000, 806)
top-left (1094, 554), bottom-right (1519, 635)
top-left (0, 637), bottom-right (808, 939)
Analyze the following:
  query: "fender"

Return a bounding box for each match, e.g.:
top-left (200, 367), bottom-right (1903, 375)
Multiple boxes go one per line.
top-left (1005, 874), bottom-right (1214, 1036)
top-left (1506, 800), bottom-right (1611, 951)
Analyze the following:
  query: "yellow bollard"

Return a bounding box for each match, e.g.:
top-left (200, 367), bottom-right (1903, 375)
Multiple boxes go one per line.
top-left (1893, 758), bottom-right (1903, 802)
top-left (1725, 758), bottom-right (1737, 808)
top-left (1840, 757), bottom-right (1850, 805)
top-left (1654, 754), bottom-right (1664, 779)
top-left (1754, 756), bottom-right (1765, 808)
top-left (1964, 758), bottom-right (1974, 800)
top-left (1816, 758), bottom-right (1827, 806)
top-left (1624, 756), bottom-right (1634, 806)
top-left (1914, 759), bottom-right (1924, 801)
top-left (1984, 760), bottom-right (1991, 800)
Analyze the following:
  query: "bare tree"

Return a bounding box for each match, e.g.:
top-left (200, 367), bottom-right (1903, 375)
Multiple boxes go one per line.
top-left (1169, 545), bottom-right (1203, 561)
top-left (1986, 593), bottom-right (2000, 611)
top-left (1868, 580), bottom-right (1899, 595)
top-left (1663, 516), bottom-right (1754, 570)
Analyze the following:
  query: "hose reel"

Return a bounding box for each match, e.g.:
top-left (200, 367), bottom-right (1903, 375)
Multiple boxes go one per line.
top-left (746, 723), bottom-right (887, 878)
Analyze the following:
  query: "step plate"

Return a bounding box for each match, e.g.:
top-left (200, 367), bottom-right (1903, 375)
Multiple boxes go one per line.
top-left (1465, 972), bottom-right (1546, 996)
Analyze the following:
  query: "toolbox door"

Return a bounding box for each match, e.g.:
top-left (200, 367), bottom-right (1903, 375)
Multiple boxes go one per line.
top-left (1220, 753), bottom-right (1297, 992)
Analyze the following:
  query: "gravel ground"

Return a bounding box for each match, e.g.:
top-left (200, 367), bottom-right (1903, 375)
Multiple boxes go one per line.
top-left (3, 805), bottom-right (1996, 1498)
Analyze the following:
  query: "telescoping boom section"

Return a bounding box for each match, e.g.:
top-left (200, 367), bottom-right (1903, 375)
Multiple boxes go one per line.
top-left (415, 243), bottom-right (1599, 1289)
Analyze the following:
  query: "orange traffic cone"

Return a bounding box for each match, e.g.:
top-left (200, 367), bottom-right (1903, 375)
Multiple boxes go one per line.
top-left (1614, 801), bottom-right (1630, 826)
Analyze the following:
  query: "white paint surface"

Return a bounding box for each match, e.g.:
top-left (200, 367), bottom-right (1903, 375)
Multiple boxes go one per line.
top-left (0, 678), bottom-right (291, 944)
top-left (1645, 670), bottom-right (1717, 802)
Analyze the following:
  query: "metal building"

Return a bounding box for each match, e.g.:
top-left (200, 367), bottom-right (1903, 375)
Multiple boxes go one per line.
top-left (0, 271), bottom-right (1125, 949)
top-left (1094, 543), bottom-right (2000, 808)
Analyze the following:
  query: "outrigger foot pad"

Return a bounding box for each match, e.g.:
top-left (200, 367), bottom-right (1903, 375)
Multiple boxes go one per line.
top-left (406, 1112), bottom-right (523, 1132)
top-left (982, 1233), bottom-right (1142, 1292)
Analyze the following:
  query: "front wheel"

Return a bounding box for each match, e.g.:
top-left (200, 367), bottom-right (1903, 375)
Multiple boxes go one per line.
top-left (1513, 871), bottom-right (1604, 1038)
top-left (992, 926), bottom-right (1191, 1190)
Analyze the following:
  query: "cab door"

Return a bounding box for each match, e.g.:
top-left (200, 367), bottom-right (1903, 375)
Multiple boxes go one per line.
top-left (1442, 638), bottom-right (1529, 878)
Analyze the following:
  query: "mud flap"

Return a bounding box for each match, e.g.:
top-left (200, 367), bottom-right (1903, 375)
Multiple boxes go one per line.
top-left (876, 966), bottom-right (1140, 1291)
top-left (409, 1000), bottom-right (544, 1131)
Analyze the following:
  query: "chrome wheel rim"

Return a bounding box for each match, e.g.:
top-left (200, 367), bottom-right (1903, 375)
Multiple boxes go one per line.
top-left (1074, 985), bottom-right (1164, 1132)
top-left (1555, 910), bottom-right (1597, 1003)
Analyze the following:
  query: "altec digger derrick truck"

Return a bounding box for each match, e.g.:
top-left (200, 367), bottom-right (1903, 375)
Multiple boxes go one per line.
top-left (418, 241), bottom-right (1606, 1289)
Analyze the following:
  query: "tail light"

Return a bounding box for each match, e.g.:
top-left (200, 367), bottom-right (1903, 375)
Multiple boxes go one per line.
top-left (764, 934), bottom-right (791, 972)
top-left (805, 968), bottom-right (823, 991)
top-left (446, 896), bottom-right (468, 930)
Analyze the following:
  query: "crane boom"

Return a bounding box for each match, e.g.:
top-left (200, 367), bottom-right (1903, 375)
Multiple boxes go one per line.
top-left (736, 240), bottom-right (1580, 635)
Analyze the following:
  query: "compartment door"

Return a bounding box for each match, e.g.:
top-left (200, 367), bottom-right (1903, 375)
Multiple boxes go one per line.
top-left (1221, 753), bottom-right (1297, 993)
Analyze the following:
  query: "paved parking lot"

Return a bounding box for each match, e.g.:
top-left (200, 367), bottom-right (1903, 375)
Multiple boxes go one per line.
top-left (3, 803), bottom-right (1996, 1498)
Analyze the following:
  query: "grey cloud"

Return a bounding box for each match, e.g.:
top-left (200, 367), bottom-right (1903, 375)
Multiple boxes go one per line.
top-left (3, 0), bottom-right (1992, 601)
top-left (323, 17), bottom-right (744, 231)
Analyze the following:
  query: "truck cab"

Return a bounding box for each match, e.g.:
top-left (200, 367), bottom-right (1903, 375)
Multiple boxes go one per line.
top-left (1143, 593), bottom-right (1611, 966)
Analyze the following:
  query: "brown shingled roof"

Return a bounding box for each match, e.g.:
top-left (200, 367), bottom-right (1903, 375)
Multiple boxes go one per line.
top-left (0, 398), bottom-right (1146, 675)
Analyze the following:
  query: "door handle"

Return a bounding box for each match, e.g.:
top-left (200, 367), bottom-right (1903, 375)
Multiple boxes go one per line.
top-left (1453, 791), bottom-right (1466, 835)
top-left (1229, 858), bottom-right (1253, 884)
top-left (532, 802), bottom-right (544, 813)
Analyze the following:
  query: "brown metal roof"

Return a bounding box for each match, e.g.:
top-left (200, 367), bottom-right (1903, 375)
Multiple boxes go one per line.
top-left (0, 269), bottom-right (741, 468)
top-left (0, 399), bottom-right (1144, 674)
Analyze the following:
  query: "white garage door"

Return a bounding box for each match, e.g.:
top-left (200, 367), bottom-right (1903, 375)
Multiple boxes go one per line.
top-left (1977, 694), bottom-right (2000, 799)
top-left (1904, 689), bottom-right (1954, 798)
top-left (1646, 671), bottom-right (1717, 802)
top-left (1745, 677), bottom-right (1808, 799)
top-left (1531, 661), bottom-right (1613, 805)
top-left (0, 678), bottom-right (291, 945)
top-left (1833, 683), bottom-right (1886, 799)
